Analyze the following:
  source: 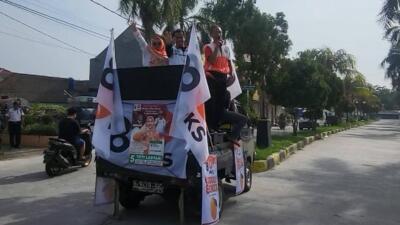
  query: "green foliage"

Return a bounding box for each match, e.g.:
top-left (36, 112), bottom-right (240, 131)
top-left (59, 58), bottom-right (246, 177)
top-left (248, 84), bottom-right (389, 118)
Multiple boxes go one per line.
top-left (374, 86), bottom-right (400, 110)
top-left (270, 53), bottom-right (331, 117)
top-left (22, 123), bottom-right (57, 136)
top-left (23, 104), bottom-right (65, 135)
top-left (119, 0), bottom-right (198, 38)
top-left (199, 1), bottom-right (291, 119)
top-left (199, 1), bottom-right (291, 89)
top-left (379, 0), bottom-right (400, 90)
top-left (25, 104), bottom-right (65, 127)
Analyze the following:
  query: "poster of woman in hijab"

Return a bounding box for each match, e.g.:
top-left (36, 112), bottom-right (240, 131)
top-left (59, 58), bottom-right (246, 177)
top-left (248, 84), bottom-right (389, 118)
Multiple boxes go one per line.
top-left (129, 104), bottom-right (173, 166)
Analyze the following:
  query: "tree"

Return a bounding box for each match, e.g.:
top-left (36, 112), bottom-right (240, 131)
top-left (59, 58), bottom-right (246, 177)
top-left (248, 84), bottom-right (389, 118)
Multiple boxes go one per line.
top-left (199, 1), bottom-right (291, 118)
top-left (374, 86), bottom-right (400, 110)
top-left (119, 0), bottom-right (198, 39)
top-left (270, 53), bottom-right (331, 134)
top-left (379, 0), bottom-right (400, 90)
top-left (291, 48), bottom-right (357, 118)
top-left (381, 47), bottom-right (400, 90)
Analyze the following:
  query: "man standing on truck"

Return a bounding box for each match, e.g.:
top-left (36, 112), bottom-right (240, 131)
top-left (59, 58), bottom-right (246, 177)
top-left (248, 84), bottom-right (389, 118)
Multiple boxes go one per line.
top-left (165, 28), bottom-right (188, 65)
top-left (203, 24), bottom-right (247, 142)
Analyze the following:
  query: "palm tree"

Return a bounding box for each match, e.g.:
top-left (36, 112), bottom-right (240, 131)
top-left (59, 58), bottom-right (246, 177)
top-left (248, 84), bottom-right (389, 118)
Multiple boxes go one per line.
top-left (379, 0), bottom-right (400, 90)
top-left (179, 0), bottom-right (198, 28)
top-left (119, 0), bottom-right (198, 39)
top-left (379, 0), bottom-right (400, 32)
top-left (381, 46), bottom-right (400, 90)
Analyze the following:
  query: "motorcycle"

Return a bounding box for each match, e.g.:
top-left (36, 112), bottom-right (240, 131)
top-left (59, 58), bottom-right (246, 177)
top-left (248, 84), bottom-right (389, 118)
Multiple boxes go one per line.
top-left (43, 124), bottom-right (93, 177)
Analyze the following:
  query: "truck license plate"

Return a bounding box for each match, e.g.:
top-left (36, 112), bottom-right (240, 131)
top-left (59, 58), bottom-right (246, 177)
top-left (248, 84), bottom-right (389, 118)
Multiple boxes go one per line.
top-left (132, 180), bottom-right (164, 194)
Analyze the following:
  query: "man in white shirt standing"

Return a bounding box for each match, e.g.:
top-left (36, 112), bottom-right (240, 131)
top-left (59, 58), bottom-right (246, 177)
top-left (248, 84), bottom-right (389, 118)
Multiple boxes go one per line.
top-left (7, 101), bottom-right (24, 148)
top-left (165, 29), bottom-right (188, 65)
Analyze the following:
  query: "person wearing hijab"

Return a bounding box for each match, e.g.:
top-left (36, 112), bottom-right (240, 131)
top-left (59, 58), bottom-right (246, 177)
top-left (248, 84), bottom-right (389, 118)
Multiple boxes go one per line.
top-left (130, 22), bottom-right (168, 67)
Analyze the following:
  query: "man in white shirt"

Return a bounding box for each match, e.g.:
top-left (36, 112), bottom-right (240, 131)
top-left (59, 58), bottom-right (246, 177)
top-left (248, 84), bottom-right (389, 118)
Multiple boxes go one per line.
top-left (165, 29), bottom-right (188, 65)
top-left (7, 101), bottom-right (24, 148)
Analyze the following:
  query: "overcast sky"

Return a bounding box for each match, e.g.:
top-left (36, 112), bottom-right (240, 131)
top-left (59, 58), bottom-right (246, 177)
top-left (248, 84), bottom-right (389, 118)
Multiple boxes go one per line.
top-left (0, 0), bottom-right (393, 88)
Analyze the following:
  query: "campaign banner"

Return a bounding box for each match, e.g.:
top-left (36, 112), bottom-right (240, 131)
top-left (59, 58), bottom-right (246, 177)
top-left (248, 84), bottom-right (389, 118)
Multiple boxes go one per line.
top-left (95, 100), bottom-right (188, 179)
top-left (94, 176), bottom-right (115, 206)
top-left (201, 155), bottom-right (220, 225)
top-left (234, 142), bottom-right (245, 195)
top-left (129, 104), bottom-right (170, 167)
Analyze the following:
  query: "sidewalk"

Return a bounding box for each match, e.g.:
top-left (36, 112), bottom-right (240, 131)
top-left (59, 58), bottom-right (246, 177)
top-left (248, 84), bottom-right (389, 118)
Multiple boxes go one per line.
top-left (0, 145), bottom-right (44, 160)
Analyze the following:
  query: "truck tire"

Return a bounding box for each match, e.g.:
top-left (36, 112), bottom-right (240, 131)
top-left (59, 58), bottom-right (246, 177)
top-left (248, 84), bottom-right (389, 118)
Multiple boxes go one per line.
top-left (119, 184), bottom-right (145, 209)
top-left (243, 161), bottom-right (252, 193)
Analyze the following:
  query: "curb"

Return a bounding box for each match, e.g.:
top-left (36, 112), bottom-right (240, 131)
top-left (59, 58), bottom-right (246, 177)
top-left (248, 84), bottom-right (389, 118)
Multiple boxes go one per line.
top-left (252, 126), bottom-right (357, 173)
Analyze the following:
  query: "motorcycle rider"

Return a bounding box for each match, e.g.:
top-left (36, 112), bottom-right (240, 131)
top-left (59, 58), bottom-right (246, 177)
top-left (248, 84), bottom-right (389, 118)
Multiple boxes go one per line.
top-left (58, 107), bottom-right (89, 162)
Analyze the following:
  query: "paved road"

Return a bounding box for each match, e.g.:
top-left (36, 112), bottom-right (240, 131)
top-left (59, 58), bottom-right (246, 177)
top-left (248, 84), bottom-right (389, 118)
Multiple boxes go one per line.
top-left (0, 119), bottom-right (399, 225)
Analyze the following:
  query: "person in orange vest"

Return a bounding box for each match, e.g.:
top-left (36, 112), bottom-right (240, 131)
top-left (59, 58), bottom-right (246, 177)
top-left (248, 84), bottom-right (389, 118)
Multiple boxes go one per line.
top-left (203, 25), bottom-right (247, 142)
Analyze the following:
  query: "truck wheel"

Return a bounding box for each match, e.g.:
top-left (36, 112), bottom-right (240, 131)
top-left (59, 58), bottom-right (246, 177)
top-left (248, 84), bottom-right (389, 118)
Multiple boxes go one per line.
top-left (119, 184), bottom-right (145, 209)
top-left (45, 162), bottom-right (61, 177)
top-left (243, 161), bottom-right (252, 193)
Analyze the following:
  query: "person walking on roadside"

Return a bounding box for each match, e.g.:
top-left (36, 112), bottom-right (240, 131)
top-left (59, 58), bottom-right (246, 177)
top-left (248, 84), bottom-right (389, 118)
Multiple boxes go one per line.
top-left (6, 101), bottom-right (24, 149)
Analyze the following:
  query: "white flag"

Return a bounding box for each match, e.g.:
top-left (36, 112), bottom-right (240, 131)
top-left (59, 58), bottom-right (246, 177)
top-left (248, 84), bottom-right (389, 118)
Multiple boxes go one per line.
top-left (92, 29), bottom-right (125, 159)
top-left (170, 25), bottom-right (210, 164)
top-left (169, 25), bottom-right (220, 225)
top-left (227, 61), bottom-right (242, 100)
top-left (226, 42), bottom-right (242, 100)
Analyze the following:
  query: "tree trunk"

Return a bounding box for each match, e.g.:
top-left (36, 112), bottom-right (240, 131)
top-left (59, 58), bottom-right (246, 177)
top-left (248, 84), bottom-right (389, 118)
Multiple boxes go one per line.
top-left (292, 116), bottom-right (298, 136)
top-left (143, 21), bottom-right (153, 41)
top-left (312, 118), bottom-right (317, 132)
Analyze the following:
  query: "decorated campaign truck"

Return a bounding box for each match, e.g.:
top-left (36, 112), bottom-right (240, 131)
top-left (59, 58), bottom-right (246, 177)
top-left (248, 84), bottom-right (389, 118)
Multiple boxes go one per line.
top-left (93, 27), bottom-right (255, 225)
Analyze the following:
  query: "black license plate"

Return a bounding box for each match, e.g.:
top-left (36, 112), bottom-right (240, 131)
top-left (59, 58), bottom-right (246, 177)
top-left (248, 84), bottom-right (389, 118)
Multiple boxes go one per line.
top-left (132, 180), bottom-right (164, 194)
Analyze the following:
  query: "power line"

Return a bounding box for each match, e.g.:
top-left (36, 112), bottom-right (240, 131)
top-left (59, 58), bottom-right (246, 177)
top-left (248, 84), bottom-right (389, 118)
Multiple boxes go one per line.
top-left (0, 30), bottom-right (85, 54)
top-left (20, 0), bottom-right (110, 35)
top-left (89, 0), bottom-right (145, 30)
top-left (0, 0), bottom-right (109, 40)
top-left (0, 10), bottom-right (95, 56)
top-left (1, 0), bottom-right (108, 40)
top-left (89, 0), bottom-right (129, 20)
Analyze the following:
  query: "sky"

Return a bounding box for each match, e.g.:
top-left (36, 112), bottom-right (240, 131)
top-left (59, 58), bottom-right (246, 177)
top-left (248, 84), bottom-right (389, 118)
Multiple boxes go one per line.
top-left (0, 0), bottom-right (393, 88)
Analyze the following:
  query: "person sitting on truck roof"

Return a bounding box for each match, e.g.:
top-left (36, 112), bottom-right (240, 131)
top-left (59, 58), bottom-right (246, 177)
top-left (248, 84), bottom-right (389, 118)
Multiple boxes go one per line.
top-left (130, 21), bottom-right (168, 67)
top-left (204, 24), bottom-right (247, 143)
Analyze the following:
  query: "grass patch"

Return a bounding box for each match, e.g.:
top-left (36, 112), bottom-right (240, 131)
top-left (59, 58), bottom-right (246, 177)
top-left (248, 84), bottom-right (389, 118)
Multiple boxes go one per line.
top-left (255, 120), bottom-right (372, 161)
top-left (255, 135), bottom-right (305, 160)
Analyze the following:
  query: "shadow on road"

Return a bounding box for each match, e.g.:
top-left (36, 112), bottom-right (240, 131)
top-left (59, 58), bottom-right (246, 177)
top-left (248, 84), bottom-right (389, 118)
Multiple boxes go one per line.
top-left (104, 183), bottom-right (239, 225)
top-left (0, 192), bottom-right (111, 225)
top-left (0, 171), bottom-right (48, 185)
